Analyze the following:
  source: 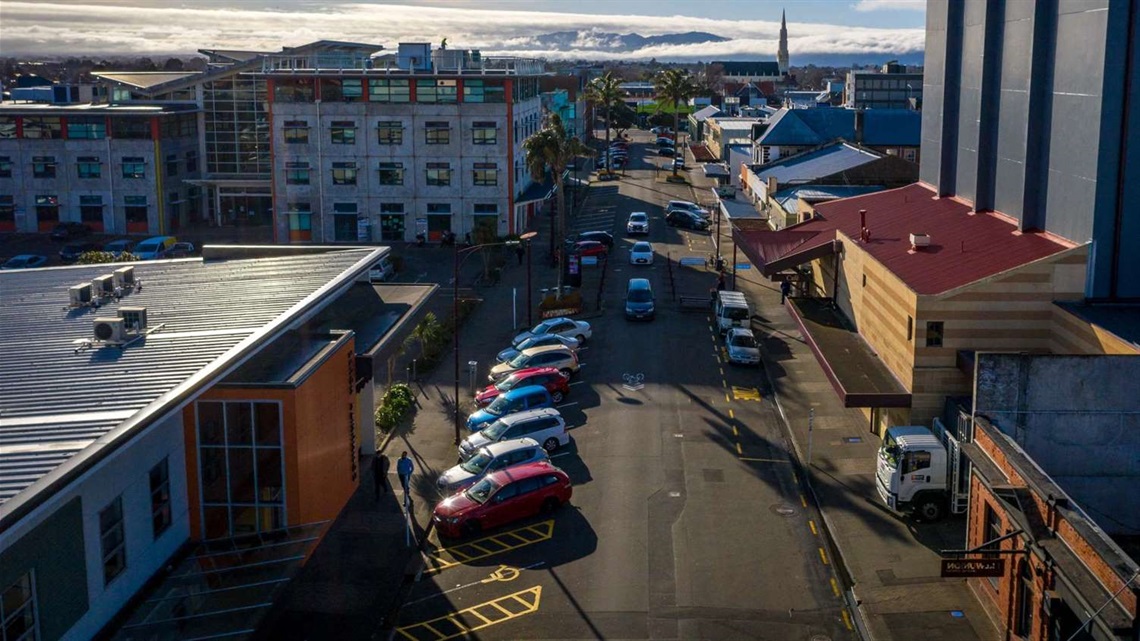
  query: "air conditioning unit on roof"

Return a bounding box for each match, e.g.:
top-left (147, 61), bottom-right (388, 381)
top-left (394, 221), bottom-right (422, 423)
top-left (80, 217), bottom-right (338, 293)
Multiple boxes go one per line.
top-left (119, 306), bottom-right (147, 331)
top-left (93, 317), bottom-right (127, 344)
top-left (69, 283), bottom-right (93, 307)
top-left (113, 266), bottom-right (135, 289)
top-left (92, 274), bottom-right (115, 296)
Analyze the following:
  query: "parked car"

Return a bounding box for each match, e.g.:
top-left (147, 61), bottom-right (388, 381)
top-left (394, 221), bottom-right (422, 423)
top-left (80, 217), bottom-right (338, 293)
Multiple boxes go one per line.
top-left (513, 317), bottom-right (592, 345)
top-left (436, 438), bottom-right (549, 494)
top-left (458, 408), bottom-right (570, 459)
top-left (672, 157), bottom-right (687, 170)
top-left (666, 210), bottom-right (711, 231)
top-left (369, 255), bottom-right (396, 282)
top-left (725, 327), bottom-right (761, 365)
top-left (167, 242), bottom-right (197, 258)
top-left (650, 126), bottom-right (673, 135)
top-left (496, 335), bottom-right (579, 364)
top-left (489, 345), bottom-right (579, 382)
top-left (658, 147), bottom-right (676, 157)
top-left (467, 384), bottom-right (555, 431)
top-left (59, 242), bottom-right (99, 262)
top-left (575, 231), bottom-right (614, 248)
top-left (656, 137), bottom-right (676, 147)
top-left (49, 222), bottom-right (91, 241)
top-left (475, 367), bottom-right (571, 407)
top-left (667, 200), bottom-right (709, 218)
top-left (432, 461), bottom-right (572, 538)
top-left (625, 278), bottom-right (656, 321)
top-left (133, 236), bottom-right (178, 260)
top-left (571, 240), bottom-right (607, 257)
top-left (629, 241), bottom-right (654, 265)
top-left (627, 212), bottom-right (650, 235)
top-left (1, 255), bottom-right (48, 270)
top-left (102, 239), bottom-right (136, 257)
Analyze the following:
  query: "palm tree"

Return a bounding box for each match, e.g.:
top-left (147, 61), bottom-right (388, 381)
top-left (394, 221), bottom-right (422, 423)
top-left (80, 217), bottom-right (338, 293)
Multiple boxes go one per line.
top-left (523, 113), bottom-right (589, 294)
top-left (653, 68), bottom-right (699, 177)
top-left (584, 73), bottom-right (623, 173)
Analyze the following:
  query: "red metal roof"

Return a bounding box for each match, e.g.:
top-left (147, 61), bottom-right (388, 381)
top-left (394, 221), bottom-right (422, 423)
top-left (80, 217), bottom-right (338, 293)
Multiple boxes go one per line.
top-left (793, 183), bottom-right (1076, 295)
top-left (689, 144), bottom-right (719, 163)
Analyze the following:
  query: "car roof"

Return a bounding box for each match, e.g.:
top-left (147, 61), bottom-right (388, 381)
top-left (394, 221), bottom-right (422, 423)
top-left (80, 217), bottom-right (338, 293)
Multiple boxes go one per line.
top-left (486, 460), bottom-right (561, 484)
top-left (508, 366), bottom-right (561, 377)
top-left (498, 407), bottom-right (563, 424)
top-left (728, 327), bottom-right (755, 337)
top-left (520, 344), bottom-right (574, 356)
top-left (482, 437), bottom-right (541, 456)
top-left (633, 241), bottom-right (652, 248)
top-left (501, 384), bottom-right (549, 397)
top-left (628, 277), bottom-right (651, 288)
top-left (629, 212), bottom-right (647, 218)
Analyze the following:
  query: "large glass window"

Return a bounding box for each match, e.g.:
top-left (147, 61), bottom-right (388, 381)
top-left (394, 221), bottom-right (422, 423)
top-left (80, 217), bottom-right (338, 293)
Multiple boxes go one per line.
top-left (426, 162), bottom-right (451, 186)
top-left (79, 195), bottom-right (104, 226)
top-left (125, 196), bottom-right (148, 227)
top-left (416, 79), bottom-right (457, 103)
top-left (333, 202), bottom-right (358, 242)
top-left (283, 120), bottom-right (309, 144)
top-left (273, 78), bottom-right (315, 103)
top-left (31, 157), bottom-right (56, 179)
top-left (0, 117), bottom-right (16, 139)
top-left (332, 162), bottom-right (357, 185)
top-left (473, 121), bottom-right (497, 145)
top-left (150, 458), bottom-right (172, 539)
top-left (376, 121), bottom-right (403, 145)
top-left (320, 78), bottom-right (363, 102)
top-left (67, 116), bottom-right (107, 140)
top-left (77, 156), bottom-right (101, 179)
top-left (196, 400), bottom-right (285, 539)
top-left (378, 162), bottom-right (404, 186)
top-left (463, 80), bottom-right (505, 103)
top-left (1, 572), bottom-right (38, 641)
top-left (111, 118), bottom-right (151, 139)
top-left (204, 74), bottom-right (269, 176)
top-left (100, 496), bottom-right (127, 585)
top-left (34, 195), bottom-right (59, 225)
top-left (0, 196), bottom-right (15, 229)
top-left (121, 156), bottom-right (146, 179)
top-left (425, 122), bottom-right (450, 145)
top-left (165, 153), bottom-right (178, 178)
top-left (23, 117), bottom-right (62, 139)
top-left (379, 203), bottom-right (405, 241)
top-left (1014, 561), bottom-right (1034, 637)
top-left (330, 121), bottom-right (356, 144)
top-left (185, 150), bottom-right (199, 173)
top-left (287, 202), bottom-right (312, 242)
top-left (473, 163), bottom-right (498, 186)
top-left (0, 156), bottom-right (10, 178)
top-left (285, 162), bottom-right (310, 185)
top-left (368, 78), bottom-right (410, 103)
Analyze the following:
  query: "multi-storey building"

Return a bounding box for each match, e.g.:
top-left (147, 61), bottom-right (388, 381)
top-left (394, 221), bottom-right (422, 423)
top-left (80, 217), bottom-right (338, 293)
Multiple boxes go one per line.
top-left (0, 101), bottom-right (200, 235)
top-left (843, 62), bottom-right (923, 110)
top-left (263, 42), bottom-right (545, 243)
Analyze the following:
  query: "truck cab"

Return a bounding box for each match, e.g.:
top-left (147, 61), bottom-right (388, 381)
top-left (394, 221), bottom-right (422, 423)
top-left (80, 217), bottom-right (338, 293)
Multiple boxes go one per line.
top-left (714, 290), bottom-right (750, 335)
top-left (876, 425), bottom-right (950, 521)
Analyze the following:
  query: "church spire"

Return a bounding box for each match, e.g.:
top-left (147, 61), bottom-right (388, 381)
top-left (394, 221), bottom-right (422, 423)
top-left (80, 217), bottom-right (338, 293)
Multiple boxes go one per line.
top-left (778, 8), bottom-right (790, 76)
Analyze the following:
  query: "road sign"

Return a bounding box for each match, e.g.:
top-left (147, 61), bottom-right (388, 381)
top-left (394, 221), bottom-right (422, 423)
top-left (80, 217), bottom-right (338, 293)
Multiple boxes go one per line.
top-left (940, 558), bottom-right (1004, 578)
top-left (581, 256), bottom-right (598, 266)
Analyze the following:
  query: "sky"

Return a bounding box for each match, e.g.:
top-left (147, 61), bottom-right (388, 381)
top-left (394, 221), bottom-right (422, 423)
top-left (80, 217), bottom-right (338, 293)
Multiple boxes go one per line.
top-left (0, 0), bottom-right (927, 61)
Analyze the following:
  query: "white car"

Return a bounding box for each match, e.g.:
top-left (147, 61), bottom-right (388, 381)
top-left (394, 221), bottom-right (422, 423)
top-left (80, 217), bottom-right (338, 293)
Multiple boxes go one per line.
top-left (725, 327), bottom-right (760, 365)
top-left (629, 241), bottom-right (654, 265)
top-left (667, 200), bottom-right (708, 218)
top-left (458, 408), bottom-right (570, 458)
top-left (627, 212), bottom-right (649, 235)
top-left (496, 333), bottom-right (580, 363)
top-left (436, 438), bottom-right (548, 494)
top-left (512, 317), bottom-right (592, 345)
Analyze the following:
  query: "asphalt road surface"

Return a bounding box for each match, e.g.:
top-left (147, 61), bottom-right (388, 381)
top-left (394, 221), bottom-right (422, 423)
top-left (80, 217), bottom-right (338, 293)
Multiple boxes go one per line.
top-left (391, 130), bottom-right (856, 641)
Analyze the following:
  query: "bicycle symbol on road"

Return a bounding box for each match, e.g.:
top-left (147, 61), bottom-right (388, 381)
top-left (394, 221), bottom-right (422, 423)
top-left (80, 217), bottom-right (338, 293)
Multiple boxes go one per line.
top-left (622, 372), bottom-right (645, 392)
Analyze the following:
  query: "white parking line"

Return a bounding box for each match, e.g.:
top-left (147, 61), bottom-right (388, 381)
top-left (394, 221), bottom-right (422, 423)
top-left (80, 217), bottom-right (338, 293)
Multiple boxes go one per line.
top-left (550, 452), bottom-right (573, 458)
top-left (569, 381), bottom-right (586, 386)
top-left (555, 402), bottom-right (580, 409)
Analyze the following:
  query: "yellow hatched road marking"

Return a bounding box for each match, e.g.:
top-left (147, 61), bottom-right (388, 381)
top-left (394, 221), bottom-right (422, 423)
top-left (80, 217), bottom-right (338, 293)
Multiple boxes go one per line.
top-left (842, 609), bottom-right (854, 630)
top-left (424, 521), bottom-right (554, 574)
top-left (809, 520), bottom-right (818, 536)
top-left (830, 577), bottom-right (841, 597)
top-left (396, 586), bottom-right (542, 641)
top-left (818, 547), bottom-right (829, 565)
top-left (731, 386), bottom-right (762, 401)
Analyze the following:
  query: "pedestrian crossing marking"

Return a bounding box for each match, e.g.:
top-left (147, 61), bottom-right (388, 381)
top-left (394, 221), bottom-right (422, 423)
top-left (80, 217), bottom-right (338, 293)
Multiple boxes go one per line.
top-left (396, 586), bottom-right (542, 640)
top-left (732, 386), bottom-right (762, 401)
top-left (424, 520), bottom-right (554, 574)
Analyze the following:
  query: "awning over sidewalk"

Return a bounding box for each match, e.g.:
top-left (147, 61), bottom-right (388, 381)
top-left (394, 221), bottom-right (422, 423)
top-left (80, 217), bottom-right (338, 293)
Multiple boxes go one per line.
top-left (733, 227), bottom-right (839, 277)
top-left (785, 297), bottom-right (911, 408)
top-left (516, 176), bottom-right (556, 207)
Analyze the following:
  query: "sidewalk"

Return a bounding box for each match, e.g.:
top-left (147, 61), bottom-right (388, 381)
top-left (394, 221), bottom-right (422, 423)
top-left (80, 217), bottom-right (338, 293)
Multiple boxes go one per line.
top-left (718, 229), bottom-right (1000, 641)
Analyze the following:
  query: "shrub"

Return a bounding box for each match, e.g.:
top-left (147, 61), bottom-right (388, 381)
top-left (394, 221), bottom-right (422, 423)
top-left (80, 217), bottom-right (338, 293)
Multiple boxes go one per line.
top-left (375, 383), bottom-right (415, 433)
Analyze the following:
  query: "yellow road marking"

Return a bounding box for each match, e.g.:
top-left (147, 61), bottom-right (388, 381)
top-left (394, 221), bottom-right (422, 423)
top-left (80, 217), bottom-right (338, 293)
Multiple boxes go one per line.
top-left (481, 565), bottom-right (521, 583)
top-left (425, 521), bottom-right (554, 574)
top-left (719, 367), bottom-right (724, 376)
top-left (818, 547), bottom-right (829, 565)
top-left (735, 442), bottom-right (743, 455)
top-left (396, 586), bottom-right (542, 641)
top-left (732, 425), bottom-right (739, 437)
top-left (800, 494), bottom-right (808, 508)
top-left (728, 409), bottom-right (735, 420)
top-left (842, 609), bottom-right (854, 630)
top-left (808, 520), bottom-right (818, 536)
top-left (830, 577), bottom-right (841, 597)
top-left (725, 392), bottom-right (731, 403)
top-left (731, 386), bottom-right (762, 402)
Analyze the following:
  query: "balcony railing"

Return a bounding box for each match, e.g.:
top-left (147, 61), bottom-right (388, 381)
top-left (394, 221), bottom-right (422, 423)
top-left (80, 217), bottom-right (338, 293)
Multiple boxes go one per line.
top-left (258, 54), bottom-right (544, 76)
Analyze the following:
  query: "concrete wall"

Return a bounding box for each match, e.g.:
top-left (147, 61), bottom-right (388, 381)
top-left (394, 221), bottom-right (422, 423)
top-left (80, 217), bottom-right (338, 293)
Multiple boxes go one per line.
top-left (974, 352), bottom-right (1140, 533)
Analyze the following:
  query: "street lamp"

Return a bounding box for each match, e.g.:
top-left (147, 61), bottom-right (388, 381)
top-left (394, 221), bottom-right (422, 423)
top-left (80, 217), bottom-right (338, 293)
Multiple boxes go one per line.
top-left (519, 231), bottom-right (538, 327)
top-left (453, 238), bottom-right (522, 446)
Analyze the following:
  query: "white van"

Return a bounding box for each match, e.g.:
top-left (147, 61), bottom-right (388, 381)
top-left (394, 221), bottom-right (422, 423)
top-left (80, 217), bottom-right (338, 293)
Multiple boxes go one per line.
top-left (458, 408), bottom-right (569, 458)
top-left (368, 255), bottom-right (396, 283)
top-left (715, 290), bottom-right (750, 335)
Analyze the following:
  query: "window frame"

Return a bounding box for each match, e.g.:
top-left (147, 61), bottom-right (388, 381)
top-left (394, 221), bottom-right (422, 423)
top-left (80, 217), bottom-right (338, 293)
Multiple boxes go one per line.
top-left (121, 156), bottom-right (147, 179)
top-left (473, 121), bottom-right (498, 145)
top-left (32, 156), bottom-right (57, 179)
top-left (376, 121), bottom-right (404, 145)
top-left (99, 496), bottom-right (127, 586)
top-left (285, 161), bottom-right (310, 185)
top-left (331, 161), bottom-right (358, 186)
top-left (425, 162), bottom-right (452, 187)
top-left (473, 162), bottom-right (498, 187)
top-left (76, 156), bottom-right (102, 179)
top-left (0, 571), bottom-right (39, 641)
top-left (150, 458), bottom-right (172, 539)
top-left (925, 321), bottom-right (945, 348)
top-left (283, 120), bottom-right (310, 144)
top-left (330, 121), bottom-right (357, 145)
top-left (425, 122), bottom-right (450, 145)
top-left (377, 162), bottom-right (405, 186)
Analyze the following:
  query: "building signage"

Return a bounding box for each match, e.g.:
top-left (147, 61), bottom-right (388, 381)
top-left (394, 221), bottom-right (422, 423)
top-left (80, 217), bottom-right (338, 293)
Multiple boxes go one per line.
top-left (940, 558), bottom-right (1004, 578)
top-left (541, 307), bottom-right (581, 319)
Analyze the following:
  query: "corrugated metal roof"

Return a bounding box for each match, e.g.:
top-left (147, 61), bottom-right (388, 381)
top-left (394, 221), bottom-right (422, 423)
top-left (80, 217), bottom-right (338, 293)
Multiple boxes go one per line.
top-left (774, 185), bottom-right (885, 210)
top-left (757, 143), bottom-right (881, 185)
top-left (758, 109), bottom-right (921, 148)
top-left (0, 250), bottom-right (376, 505)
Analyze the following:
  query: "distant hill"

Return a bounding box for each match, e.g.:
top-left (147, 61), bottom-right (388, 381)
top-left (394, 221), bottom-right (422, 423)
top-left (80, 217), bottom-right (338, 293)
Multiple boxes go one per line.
top-left (527, 30), bottom-right (730, 52)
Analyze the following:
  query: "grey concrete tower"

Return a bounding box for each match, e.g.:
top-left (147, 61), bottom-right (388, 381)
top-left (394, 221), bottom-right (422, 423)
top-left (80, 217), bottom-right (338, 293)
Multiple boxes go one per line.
top-left (777, 9), bottom-right (790, 75)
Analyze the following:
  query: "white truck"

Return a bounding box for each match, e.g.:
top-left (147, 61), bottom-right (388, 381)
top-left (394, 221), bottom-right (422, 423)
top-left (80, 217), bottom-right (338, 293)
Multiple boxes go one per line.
top-left (714, 290), bottom-right (750, 335)
top-left (875, 424), bottom-right (969, 522)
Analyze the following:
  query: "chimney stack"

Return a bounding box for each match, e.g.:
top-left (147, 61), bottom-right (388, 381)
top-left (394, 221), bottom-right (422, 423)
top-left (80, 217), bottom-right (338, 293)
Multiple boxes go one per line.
top-left (859, 209), bottom-right (871, 242)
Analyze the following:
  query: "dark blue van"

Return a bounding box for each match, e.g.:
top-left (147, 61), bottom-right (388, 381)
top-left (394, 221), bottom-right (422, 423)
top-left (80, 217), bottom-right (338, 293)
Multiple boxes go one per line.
top-left (625, 278), bottom-right (655, 321)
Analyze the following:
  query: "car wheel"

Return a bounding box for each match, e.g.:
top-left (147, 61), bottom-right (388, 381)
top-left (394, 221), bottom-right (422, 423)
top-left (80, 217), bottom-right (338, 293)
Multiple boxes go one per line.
top-left (574, 334), bottom-right (587, 344)
top-left (559, 368), bottom-right (574, 379)
top-left (914, 495), bottom-right (947, 522)
top-left (461, 519), bottom-right (482, 538)
top-left (551, 390), bottom-right (565, 403)
top-left (542, 437), bottom-right (560, 453)
top-left (541, 497), bottom-right (562, 514)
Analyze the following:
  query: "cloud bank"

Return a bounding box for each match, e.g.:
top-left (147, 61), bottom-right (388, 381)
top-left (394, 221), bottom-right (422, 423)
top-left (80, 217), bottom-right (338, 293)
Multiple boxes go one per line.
top-left (0, 2), bottom-right (925, 61)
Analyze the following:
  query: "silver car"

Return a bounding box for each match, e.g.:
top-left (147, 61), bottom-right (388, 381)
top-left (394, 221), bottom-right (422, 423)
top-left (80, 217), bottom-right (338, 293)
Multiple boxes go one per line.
top-left (437, 438), bottom-right (548, 494)
top-left (726, 328), bottom-right (760, 365)
top-left (497, 334), bottom-right (580, 363)
top-left (512, 317), bottom-right (592, 346)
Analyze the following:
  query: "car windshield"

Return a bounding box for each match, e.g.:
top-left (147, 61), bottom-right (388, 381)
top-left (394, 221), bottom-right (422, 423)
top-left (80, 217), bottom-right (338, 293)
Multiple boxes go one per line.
top-left (485, 395), bottom-right (511, 414)
top-left (628, 289), bottom-right (652, 303)
top-left (135, 241), bottom-right (158, 253)
top-left (482, 419), bottom-right (510, 440)
top-left (460, 450), bottom-right (493, 474)
top-left (507, 353), bottom-right (532, 368)
top-left (725, 307), bottom-right (750, 320)
top-left (730, 333), bottom-right (757, 348)
top-left (494, 373), bottom-right (521, 391)
top-left (633, 242), bottom-right (651, 252)
top-left (879, 433), bottom-right (902, 469)
top-left (531, 321), bottom-right (554, 334)
top-left (630, 214), bottom-right (647, 223)
top-left (464, 477), bottom-right (501, 504)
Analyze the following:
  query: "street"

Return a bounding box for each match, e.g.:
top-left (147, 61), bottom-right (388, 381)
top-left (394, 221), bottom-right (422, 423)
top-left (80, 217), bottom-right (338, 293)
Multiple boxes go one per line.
top-left (390, 130), bottom-right (856, 641)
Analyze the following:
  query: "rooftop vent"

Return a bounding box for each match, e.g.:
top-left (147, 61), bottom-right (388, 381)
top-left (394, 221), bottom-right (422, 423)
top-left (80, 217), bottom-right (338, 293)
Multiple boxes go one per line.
top-left (910, 232), bottom-right (931, 250)
top-left (69, 283), bottom-right (93, 307)
top-left (119, 306), bottom-right (148, 331)
top-left (112, 266), bottom-right (135, 289)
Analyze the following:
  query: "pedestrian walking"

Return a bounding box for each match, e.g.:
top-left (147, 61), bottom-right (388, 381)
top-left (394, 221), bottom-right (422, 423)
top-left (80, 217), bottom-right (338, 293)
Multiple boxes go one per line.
top-left (516, 243), bottom-right (525, 266)
top-left (372, 451), bottom-right (389, 500)
top-left (780, 280), bottom-right (792, 305)
top-left (716, 271), bottom-right (727, 292)
top-left (396, 451), bottom-right (414, 497)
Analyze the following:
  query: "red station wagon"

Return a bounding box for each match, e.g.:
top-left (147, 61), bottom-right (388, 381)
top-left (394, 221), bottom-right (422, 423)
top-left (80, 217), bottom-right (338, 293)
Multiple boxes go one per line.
top-left (475, 367), bottom-right (571, 407)
top-left (432, 461), bottom-right (572, 538)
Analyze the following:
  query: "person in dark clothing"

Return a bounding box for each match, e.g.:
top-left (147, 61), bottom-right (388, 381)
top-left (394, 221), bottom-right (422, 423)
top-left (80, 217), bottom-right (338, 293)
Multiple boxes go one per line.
top-left (516, 244), bottom-right (526, 265)
top-left (397, 451), bottom-right (414, 496)
top-left (716, 272), bottom-right (727, 291)
top-left (372, 451), bottom-right (389, 500)
top-left (780, 280), bottom-right (792, 305)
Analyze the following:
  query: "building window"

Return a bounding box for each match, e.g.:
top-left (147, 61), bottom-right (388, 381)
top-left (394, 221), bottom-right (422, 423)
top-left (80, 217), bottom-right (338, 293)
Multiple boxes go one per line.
top-left (378, 162), bottom-right (404, 186)
top-left (0, 117), bottom-right (16, 139)
top-left (425, 122), bottom-right (450, 145)
top-left (368, 78), bottom-right (410, 103)
top-left (285, 162), bottom-right (310, 185)
top-left (185, 150), bottom-right (198, 173)
top-left (0, 156), bottom-right (10, 178)
top-left (416, 79), bottom-right (457, 104)
top-left (100, 496), bottom-right (127, 585)
top-left (907, 316), bottom-right (914, 342)
top-left (426, 162), bottom-right (451, 186)
top-left (925, 321), bottom-right (944, 347)
top-left (0, 196), bottom-right (15, 229)
top-left (111, 118), bottom-right (151, 140)
top-left (196, 400), bottom-right (286, 538)
top-left (164, 153), bottom-right (178, 178)
top-left (283, 120), bottom-right (309, 144)
top-left (320, 78), bottom-right (363, 102)
top-left (77, 156), bottom-right (102, 179)
top-left (984, 502), bottom-right (1003, 589)
top-left (34, 195), bottom-right (59, 225)
top-left (0, 572), bottom-right (38, 641)
top-left (379, 203), bottom-right (405, 241)
top-left (473, 163), bottom-right (498, 186)
top-left (1014, 561), bottom-right (1034, 637)
top-left (23, 117), bottom-right (62, 139)
top-left (473, 121), bottom-right (497, 145)
top-left (330, 121), bottom-right (356, 145)
top-left (464, 79), bottom-right (506, 104)
top-left (32, 156), bottom-right (56, 179)
top-left (150, 458), bottom-right (172, 539)
top-left (121, 157), bottom-right (146, 179)
top-left (333, 202), bottom-right (358, 242)
top-left (287, 203), bottom-right (312, 242)
top-left (332, 162), bottom-right (358, 186)
top-left (376, 121), bottom-right (403, 145)
top-left (80, 195), bottom-right (104, 226)
top-left (125, 195), bottom-right (148, 229)
top-left (273, 78), bottom-right (314, 103)
top-left (167, 191), bottom-right (181, 223)
top-left (67, 116), bottom-right (107, 140)
top-left (903, 148), bottom-right (917, 163)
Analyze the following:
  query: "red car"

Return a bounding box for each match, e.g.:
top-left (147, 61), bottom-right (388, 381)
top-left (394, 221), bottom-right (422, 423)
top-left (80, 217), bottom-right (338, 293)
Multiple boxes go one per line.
top-left (432, 461), bottom-right (572, 538)
top-left (572, 240), bottom-right (608, 257)
top-left (475, 367), bottom-right (570, 407)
